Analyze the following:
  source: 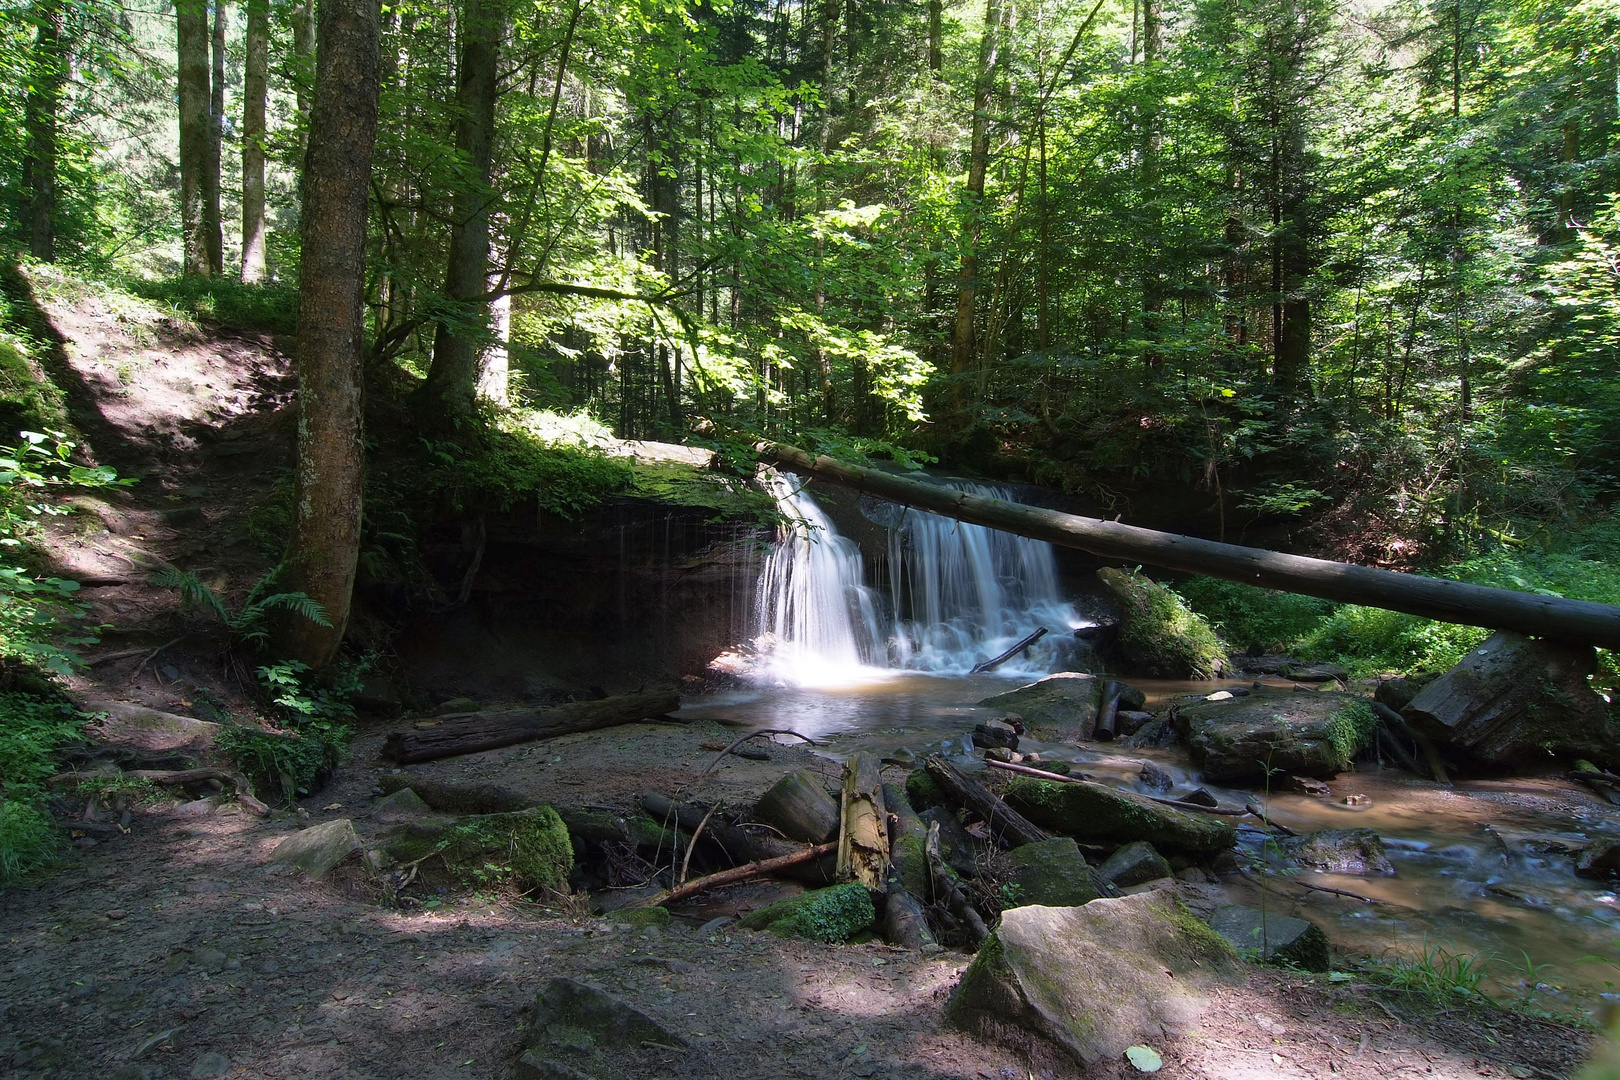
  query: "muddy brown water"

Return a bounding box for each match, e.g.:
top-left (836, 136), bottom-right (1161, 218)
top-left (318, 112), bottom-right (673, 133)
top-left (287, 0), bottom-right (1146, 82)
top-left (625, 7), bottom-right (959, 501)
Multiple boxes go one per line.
top-left (679, 673), bottom-right (1620, 1015)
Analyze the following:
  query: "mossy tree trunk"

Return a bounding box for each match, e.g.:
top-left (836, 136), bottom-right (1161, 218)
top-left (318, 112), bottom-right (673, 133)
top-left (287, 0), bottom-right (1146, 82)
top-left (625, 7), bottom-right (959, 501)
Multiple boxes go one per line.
top-left (281, 0), bottom-right (383, 667)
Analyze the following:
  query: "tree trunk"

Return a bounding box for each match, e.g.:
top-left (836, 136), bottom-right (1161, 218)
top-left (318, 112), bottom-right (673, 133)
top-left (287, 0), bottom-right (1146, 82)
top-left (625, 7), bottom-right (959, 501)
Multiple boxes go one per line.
top-left (949, 0), bottom-right (1004, 385)
top-left (206, 0), bottom-right (227, 275)
top-left (23, 0), bottom-right (64, 262)
top-left (417, 0), bottom-right (502, 430)
top-left (293, 0), bottom-right (315, 159)
top-left (1139, 0), bottom-right (1164, 369)
top-left (281, 0), bottom-right (382, 667)
top-left (241, 0), bottom-right (270, 282)
top-left (924, 754), bottom-right (1048, 848)
top-left (758, 439), bottom-right (1620, 649)
top-left (177, 0), bottom-right (213, 276)
top-left (477, 272), bottom-right (511, 404)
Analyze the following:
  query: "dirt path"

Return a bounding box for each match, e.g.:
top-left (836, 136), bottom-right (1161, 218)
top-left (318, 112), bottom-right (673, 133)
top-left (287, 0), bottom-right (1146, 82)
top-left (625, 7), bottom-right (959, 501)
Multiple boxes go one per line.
top-left (0, 271), bottom-right (1599, 1079)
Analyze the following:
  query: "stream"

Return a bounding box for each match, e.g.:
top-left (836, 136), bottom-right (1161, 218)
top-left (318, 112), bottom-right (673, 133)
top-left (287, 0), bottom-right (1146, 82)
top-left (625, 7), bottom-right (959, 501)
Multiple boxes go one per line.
top-left (698, 468), bottom-right (1620, 1015)
top-left (679, 675), bottom-right (1620, 1013)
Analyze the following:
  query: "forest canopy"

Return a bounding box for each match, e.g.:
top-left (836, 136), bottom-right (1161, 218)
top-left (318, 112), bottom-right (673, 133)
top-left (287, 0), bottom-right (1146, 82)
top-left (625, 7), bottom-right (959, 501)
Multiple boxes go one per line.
top-left (4, 0), bottom-right (1620, 571)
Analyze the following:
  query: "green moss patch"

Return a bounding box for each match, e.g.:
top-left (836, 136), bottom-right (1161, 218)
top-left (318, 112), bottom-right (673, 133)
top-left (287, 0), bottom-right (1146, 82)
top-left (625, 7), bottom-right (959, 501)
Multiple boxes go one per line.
top-left (386, 806), bottom-right (573, 894)
top-left (739, 883), bottom-right (875, 942)
top-left (1096, 567), bottom-right (1226, 679)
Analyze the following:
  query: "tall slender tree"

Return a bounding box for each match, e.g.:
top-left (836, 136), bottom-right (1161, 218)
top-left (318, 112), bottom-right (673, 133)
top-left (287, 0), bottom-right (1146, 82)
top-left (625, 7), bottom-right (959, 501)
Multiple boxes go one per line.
top-left (177, 0), bottom-right (213, 276)
top-left (282, 0), bottom-right (382, 667)
top-left (205, 0), bottom-right (227, 274)
top-left (241, 0), bottom-right (270, 282)
top-left (22, 0), bottom-right (65, 261)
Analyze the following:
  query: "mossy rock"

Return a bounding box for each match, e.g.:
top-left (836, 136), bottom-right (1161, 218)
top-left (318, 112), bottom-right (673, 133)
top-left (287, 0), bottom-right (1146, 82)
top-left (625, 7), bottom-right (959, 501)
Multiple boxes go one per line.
top-left (947, 893), bottom-right (1239, 1065)
top-left (1175, 690), bottom-right (1376, 783)
top-left (739, 883), bottom-right (875, 943)
top-left (979, 673), bottom-right (1101, 743)
top-left (1096, 567), bottom-right (1226, 679)
top-left (1005, 837), bottom-right (1101, 907)
top-left (905, 769), bottom-right (946, 813)
top-left (384, 806), bottom-right (573, 893)
top-left (1002, 777), bottom-right (1236, 855)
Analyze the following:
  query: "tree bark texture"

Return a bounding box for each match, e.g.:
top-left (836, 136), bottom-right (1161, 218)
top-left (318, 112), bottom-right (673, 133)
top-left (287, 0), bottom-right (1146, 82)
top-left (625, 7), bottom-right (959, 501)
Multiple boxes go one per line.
top-left (836, 752), bottom-right (888, 890)
top-left (949, 0), bottom-right (1004, 382)
top-left (206, 0), bottom-right (227, 274)
top-left (241, 0), bottom-right (270, 282)
top-left (924, 754), bottom-right (1049, 848)
top-left (23, 0), bottom-right (64, 261)
top-left (282, 0), bottom-right (382, 667)
top-left (382, 689), bottom-right (681, 763)
top-left (419, 0), bottom-right (502, 428)
top-left (177, 0), bottom-right (213, 276)
top-left (759, 440), bottom-right (1620, 648)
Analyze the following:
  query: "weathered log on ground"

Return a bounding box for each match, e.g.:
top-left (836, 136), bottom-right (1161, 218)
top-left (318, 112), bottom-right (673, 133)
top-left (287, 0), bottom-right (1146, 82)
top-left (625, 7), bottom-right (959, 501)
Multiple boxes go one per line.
top-left (381, 689), bottom-right (681, 764)
top-left (883, 781), bottom-right (932, 899)
top-left (837, 752), bottom-right (889, 890)
top-left (924, 754), bottom-right (1048, 848)
top-left (759, 441), bottom-right (1620, 649)
top-left (754, 769), bottom-right (839, 843)
top-left (1094, 681), bottom-right (1123, 742)
top-left (1402, 631), bottom-right (1620, 769)
top-left (630, 841), bottom-right (837, 908)
top-left (926, 821), bottom-right (988, 944)
top-left (970, 627), bottom-right (1048, 674)
top-left (884, 878), bottom-right (938, 951)
top-left (981, 758), bottom-right (1248, 816)
top-left (644, 792), bottom-right (835, 883)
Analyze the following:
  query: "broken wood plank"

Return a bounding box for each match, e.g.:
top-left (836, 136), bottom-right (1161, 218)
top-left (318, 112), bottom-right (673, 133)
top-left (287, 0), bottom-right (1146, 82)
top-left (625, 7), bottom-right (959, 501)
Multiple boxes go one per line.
top-left (381, 689), bottom-right (681, 764)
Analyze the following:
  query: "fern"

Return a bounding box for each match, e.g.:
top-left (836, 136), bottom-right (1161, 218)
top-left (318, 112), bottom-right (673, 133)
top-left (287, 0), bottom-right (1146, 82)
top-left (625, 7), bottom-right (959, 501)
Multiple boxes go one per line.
top-left (149, 567), bottom-right (331, 650)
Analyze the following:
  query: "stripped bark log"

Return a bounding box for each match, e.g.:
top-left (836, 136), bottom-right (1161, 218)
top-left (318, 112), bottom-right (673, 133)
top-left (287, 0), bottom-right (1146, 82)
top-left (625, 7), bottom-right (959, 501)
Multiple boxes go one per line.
top-left (924, 754), bottom-right (1048, 847)
top-left (629, 841), bottom-right (837, 908)
top-left (381, 689), bottom-right (680, 763)
top-left (758, 440), bottom-right (1620, 649)
top-left (837, 752), bottom-right (889, 890)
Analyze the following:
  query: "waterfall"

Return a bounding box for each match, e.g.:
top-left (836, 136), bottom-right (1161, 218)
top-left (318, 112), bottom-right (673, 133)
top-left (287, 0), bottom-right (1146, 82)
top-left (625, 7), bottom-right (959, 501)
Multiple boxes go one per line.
top-left (750, 470), bottom-right (889, 686)
top-left (744, 469), bottom-right (1085, 686)
top-left (887, 482), bottom-right (1082, 673)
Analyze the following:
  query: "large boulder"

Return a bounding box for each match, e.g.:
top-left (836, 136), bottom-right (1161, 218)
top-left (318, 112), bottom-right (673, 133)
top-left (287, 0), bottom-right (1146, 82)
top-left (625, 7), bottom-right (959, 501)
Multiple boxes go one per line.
top-left (1006, 837), bottom-right (1101, 907)
top-left (271, 819), bottom-right (362, 880)
top-left (1175, 689), bottom-right (1377, 784)
top-left (1001, 777), bottom-right (1236, 855)
top-left (1402, 631), bottom-right (1620, 769)
top-left (946, 894), bottom-right (1238, 1065)
top-left (979, 672), bottom-right (1100, 742)
top-left (1095, 567), bottom-right (1226, 679)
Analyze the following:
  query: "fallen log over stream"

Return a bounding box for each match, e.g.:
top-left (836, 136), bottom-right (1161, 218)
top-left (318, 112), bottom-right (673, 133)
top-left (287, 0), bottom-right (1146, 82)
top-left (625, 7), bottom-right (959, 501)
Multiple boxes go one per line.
top-left (381, 689), bottom-right (681, 764)
top-left (758, 441), bottom-right (1620, 649)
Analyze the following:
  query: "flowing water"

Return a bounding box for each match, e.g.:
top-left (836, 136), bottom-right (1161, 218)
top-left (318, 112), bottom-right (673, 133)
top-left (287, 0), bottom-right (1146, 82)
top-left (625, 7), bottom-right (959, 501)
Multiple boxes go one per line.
top-left (699, 473), bottom-right (1620, 1014)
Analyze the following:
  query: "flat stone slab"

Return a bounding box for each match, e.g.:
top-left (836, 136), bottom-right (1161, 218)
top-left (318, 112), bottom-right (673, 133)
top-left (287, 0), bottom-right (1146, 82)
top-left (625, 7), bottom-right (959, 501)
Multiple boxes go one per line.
top-left (1174, 690), bottom-right (1374, 784)
top-left (980, 672), bottom-right (1100, 743)
top-left (947, 894), bottom-right (1238, 1065)
top-left (1098, 841), bottom-right (1172, 888)
top-left (270, 819), bottom-right (362, 880)
top-left (1006, 837), bottom-right (1101, 907)
top-left (82, 700), bottom-right (219, 754)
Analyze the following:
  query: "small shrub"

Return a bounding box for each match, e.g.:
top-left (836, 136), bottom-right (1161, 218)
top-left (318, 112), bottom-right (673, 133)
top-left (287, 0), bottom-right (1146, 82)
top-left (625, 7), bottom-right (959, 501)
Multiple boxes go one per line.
top-left (0, 690), bottom-right (87, 886)
top-left (1325, 700), bottom-right (1379, 770)
top-left (1178, 576), bottom-right (1333, 654)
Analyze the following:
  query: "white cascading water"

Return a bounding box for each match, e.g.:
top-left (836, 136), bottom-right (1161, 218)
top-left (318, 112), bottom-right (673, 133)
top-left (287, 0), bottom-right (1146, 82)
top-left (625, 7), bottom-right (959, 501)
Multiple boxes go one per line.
top-left (747, 469), bottom-right (1085, 685)
top-left (887, 482), bottom-right (1083, 673)
top-left (751, 470), bottom-right (890, 686)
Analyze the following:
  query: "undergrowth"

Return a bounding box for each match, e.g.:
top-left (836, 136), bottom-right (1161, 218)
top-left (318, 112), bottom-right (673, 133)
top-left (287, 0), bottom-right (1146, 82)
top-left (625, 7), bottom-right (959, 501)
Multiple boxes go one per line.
top-left (0, 689), bottom-right (88, 886)
top-left (122, 275), bottom-right (298, 336)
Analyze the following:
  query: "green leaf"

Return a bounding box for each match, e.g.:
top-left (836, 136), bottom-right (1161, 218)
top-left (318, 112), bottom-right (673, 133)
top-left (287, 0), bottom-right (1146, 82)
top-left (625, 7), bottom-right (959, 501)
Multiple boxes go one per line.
top-left (1125, 1045), bottom-right (1163, 1072)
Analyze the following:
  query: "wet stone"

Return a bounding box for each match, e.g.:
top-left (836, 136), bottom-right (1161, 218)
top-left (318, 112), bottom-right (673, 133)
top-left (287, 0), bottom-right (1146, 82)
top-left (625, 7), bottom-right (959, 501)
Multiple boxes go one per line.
top-left (1207, 904), bottom-right (1330, 972)
top-left (1283, 828), bottom-right (1394, 876)
top-left (1006, 837), bottom-right (1101, 907)
top-left (1097, 841), bottom-right (1172, 889)
top-left (973, 720), bottom-right (1020, 750)
top-left (1576, 838), bottom-right (1620, 880)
